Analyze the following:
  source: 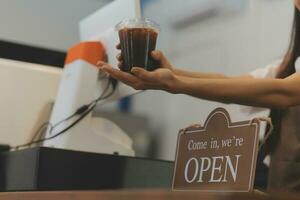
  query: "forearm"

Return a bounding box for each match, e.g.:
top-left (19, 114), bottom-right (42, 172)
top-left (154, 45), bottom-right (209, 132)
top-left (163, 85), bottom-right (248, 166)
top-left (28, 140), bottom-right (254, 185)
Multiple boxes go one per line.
top-left (173, 68), bottom-right (228, 79)
top-left (171, 76), bottom-right (297, 108)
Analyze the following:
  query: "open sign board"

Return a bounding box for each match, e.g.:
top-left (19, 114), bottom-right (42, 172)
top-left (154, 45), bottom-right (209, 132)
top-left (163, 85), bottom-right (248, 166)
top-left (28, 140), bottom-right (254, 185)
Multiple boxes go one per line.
top-left (172, 108), bottom-right (260, 192)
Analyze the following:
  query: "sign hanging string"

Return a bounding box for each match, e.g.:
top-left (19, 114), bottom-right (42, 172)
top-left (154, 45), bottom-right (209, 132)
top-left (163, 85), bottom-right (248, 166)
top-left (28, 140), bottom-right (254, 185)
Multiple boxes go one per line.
top-left (251, 117), bottom-right (274, 151)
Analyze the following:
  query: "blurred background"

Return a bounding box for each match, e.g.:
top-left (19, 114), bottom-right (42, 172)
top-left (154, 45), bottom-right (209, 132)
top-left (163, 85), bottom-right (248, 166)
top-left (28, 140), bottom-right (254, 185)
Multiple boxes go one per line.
top-left (0, 0), bottom-right (293, 160)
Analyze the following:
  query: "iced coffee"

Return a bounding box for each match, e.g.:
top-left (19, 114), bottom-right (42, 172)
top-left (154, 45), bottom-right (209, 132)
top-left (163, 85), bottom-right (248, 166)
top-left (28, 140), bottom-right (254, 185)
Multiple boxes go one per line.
top-left (116, 19), bottom-right (160, 72)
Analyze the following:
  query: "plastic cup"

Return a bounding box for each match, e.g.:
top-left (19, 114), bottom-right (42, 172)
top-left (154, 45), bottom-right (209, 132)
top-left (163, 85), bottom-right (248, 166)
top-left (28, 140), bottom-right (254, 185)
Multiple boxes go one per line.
top-left (115, 18), bottom-right (160, 72)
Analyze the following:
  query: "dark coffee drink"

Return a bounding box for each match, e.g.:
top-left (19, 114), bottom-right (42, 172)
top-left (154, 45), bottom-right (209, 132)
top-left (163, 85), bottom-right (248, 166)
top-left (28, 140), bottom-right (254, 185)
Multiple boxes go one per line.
top-left (116, 19), bottom-right (160, 72)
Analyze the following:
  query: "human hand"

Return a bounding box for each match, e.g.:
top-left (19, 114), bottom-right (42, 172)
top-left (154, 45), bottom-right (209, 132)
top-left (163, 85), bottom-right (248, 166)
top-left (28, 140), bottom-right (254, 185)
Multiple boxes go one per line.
top-left (116, 44), bottom-right (173, 71)
top-left (97, 61), bottom-right (177, 93)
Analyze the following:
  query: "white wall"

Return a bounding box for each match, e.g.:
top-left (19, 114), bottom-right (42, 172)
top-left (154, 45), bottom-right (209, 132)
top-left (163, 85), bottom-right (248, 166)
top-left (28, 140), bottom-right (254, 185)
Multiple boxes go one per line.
top-left (0, 0), bottom-right (110, 51)
top-left (133, 0), bottom-right (294, 160)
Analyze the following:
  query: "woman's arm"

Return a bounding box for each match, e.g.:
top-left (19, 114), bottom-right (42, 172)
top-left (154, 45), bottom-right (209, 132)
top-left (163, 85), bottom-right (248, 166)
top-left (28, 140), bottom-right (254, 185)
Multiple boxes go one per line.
top-left (173, 68), bottom-right (227, 79)
top-left (151, 51), bottom-right (251, 79)
top-left (101, 48), bottom-right (300, 109)
top-left (116, 49), bottom-right (251, 79)
top-left (99, 63), bottom-right (300, 109)
top-left (172, 73), bottom-right (300, 108)
top-left (173, 68), bottom-right (252, 79)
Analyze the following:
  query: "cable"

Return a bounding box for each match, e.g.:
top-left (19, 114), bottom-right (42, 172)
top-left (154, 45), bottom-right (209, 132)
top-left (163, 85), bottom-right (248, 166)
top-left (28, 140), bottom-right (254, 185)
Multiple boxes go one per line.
top-left (14, 103), bottom-right (97, 149)
top-left (45, 77), bottom-right (113, 132)
top-left (53, 77), bottom-right (113, 128)
top-left (12, 76), bottom-right (117, 150)
top-left (29, 122), bottom-right (53, 143)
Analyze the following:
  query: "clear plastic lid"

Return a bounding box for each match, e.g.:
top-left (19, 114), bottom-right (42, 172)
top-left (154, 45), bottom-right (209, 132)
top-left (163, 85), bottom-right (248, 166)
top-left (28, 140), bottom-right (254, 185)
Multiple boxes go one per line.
top-left (115, 18), bottom-right (160, 32)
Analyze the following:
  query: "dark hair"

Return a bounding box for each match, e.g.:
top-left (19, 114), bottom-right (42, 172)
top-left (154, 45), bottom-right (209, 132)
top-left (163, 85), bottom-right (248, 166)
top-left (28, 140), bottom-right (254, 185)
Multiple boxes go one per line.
top-left (267, 7), bottom-right (300, 153)
top-left (276, 7), bottom-right (300, 78)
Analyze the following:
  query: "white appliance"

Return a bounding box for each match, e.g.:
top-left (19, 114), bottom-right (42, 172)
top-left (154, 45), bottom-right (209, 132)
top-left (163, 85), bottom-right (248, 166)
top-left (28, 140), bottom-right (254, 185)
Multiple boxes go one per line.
top-left (0, 58), bottom-right (62, 146)
top-left (43, 0), bottom-right (142, 156)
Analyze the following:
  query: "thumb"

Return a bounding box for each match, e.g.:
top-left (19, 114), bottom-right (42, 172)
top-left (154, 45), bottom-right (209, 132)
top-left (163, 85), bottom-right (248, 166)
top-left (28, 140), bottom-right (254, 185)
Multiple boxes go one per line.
top-left (151, 51), bottom-right (170, 66)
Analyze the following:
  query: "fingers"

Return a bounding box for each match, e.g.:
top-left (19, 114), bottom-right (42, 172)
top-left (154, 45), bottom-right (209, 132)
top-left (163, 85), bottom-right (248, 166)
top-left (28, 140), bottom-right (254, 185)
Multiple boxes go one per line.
top-left (117, 62), bottom-right (124, 69)
top-left (100, 64), bottom-right (139, 86)
top-left (98, 62), bottom-right (162, 91)
top-left (97, 60), bottom-right (113, 69)
top-left (115, 53), bottom-right (124, 69)
top-left (116, 53), bottom-right (122, 60)
top-left (131, 67), bottom-right (157, 82)
top-left (116, 53), bottom-right (123, 63)
top-left (151, 50), bottom-right (170, 66)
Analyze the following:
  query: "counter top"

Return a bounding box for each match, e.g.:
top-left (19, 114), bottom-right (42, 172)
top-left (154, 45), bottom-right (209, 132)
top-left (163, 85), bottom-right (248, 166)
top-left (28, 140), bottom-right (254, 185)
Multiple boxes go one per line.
top-left (0, 190), bottom-right (299, 200)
